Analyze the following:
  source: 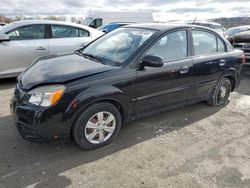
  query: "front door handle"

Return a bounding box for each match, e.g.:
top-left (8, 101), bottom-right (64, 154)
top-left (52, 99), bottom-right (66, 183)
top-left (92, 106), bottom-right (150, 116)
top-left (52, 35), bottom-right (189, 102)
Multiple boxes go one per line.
top-left (219, 59), bottom-right (226, 66)
top-left (36, 46), bottom-right (46, 51)
top-left (179, 66), bottom-right (189, 74)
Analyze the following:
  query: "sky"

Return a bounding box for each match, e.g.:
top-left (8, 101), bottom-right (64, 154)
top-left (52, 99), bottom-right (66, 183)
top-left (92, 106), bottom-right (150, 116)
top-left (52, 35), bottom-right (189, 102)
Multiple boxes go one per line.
top-left (0, 0), bottom-right (250, 21)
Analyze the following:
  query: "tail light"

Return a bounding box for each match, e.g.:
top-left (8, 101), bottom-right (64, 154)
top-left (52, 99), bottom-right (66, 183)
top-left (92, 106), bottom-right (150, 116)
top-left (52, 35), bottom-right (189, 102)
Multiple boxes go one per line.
top-left (242, 53), bottom-right (246, 64)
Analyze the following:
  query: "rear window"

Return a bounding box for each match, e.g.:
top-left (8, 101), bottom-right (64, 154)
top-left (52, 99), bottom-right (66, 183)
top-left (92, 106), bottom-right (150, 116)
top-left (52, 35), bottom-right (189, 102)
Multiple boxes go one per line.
top-left (192, 30), bottom-right (217, 55)
top-left (52, 25), bottom-right (78, 38)
top-left (51, 25), bottom-right (89, 38)
top-left (192, 30), bottom-right (226, 55)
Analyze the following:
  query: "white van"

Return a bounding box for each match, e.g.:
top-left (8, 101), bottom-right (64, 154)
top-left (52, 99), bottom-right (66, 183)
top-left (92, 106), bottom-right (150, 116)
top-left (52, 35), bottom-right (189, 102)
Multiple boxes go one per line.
top-left (82, 11), bottom-right (154, 28)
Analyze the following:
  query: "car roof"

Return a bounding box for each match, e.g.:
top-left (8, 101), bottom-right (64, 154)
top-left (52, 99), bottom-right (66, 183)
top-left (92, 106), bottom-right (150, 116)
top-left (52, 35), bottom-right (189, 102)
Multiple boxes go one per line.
top-left (0, 20), bottom-right (97, 33)
top-left (9, 20), bottom-right (79, 26)
top-left (186, 20), bottom-right (221, 26)
top-left (169, 20), bottom-right (221, 26)
top-left (123, 23), bottom-right (216, 32)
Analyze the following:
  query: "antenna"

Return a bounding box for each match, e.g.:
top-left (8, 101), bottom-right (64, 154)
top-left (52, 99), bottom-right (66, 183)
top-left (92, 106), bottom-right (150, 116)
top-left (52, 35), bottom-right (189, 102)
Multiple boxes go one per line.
top-left (192, 17), bottom-right (197, 25)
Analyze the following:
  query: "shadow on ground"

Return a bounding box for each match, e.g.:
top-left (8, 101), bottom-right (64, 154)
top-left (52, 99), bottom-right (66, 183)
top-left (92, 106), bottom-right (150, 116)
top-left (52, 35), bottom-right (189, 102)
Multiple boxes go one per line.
top-left (0, 101), bottom-right (224, 187)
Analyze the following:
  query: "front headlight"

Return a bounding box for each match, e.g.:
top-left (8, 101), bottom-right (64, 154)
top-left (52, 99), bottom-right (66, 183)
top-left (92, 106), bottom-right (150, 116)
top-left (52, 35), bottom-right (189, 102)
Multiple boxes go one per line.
top-left (24, 85), bottom-right (65, 107)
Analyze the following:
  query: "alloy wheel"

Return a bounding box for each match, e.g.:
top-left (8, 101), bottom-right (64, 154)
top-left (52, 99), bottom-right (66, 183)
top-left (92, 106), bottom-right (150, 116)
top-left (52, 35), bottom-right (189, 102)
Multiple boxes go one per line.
top-left (84, 111), bottom-right (116, 144)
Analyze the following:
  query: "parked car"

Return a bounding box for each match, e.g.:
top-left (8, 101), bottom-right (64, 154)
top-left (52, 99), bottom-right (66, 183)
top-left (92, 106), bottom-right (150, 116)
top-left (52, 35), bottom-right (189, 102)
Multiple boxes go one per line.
top-left (225, 25), bottom-right (250, 39)
top-left (11, 24), bottom-right (244, 149)
top-left (98, 22), bottom-right (132, 33)
top-left (82, 11), bottom-right (153, 28)
top-left (228, 30), bottom-right (250, 65)
top-left (0, 20), bottom-right (104, 78)
top-left (185, 20), bottom-right (225, 36)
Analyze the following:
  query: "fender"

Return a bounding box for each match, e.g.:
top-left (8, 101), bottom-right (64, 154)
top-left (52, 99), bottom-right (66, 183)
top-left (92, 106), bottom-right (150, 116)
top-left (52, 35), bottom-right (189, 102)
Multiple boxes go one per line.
top-left (63, 85), bottom-right (134, 128)
top-left (220, 67), bottom-right (237, 79)
top-left (218, 67), bottom-right (238, 90)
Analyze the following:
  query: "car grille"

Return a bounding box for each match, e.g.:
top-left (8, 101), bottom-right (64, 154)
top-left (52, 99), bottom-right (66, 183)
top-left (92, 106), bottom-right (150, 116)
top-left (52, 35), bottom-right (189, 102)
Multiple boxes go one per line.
top-left (13, 84), bottom-right (35, 126)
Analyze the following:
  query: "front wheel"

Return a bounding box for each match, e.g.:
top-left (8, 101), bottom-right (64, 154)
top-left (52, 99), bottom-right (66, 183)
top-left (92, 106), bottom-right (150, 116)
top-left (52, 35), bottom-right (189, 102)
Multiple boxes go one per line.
top-left (73, 102), bottom-right (122, 150)
top-left (207, 78), bottom-right (231, 106)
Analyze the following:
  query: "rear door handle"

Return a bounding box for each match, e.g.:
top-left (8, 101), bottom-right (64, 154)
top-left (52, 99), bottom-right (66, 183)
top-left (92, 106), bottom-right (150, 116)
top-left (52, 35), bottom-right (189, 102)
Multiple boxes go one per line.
top-left (36, 46), bottom-right (46, 51)
top-left (179, 66), bottom-right (189, 74)
top-left (219, 59), bottom-right (226, 66)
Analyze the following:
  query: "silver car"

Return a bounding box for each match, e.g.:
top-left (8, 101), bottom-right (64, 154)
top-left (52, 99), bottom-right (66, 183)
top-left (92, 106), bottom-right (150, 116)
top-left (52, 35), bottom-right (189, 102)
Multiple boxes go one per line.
top-left (0, 20), bottom-right (104, 78)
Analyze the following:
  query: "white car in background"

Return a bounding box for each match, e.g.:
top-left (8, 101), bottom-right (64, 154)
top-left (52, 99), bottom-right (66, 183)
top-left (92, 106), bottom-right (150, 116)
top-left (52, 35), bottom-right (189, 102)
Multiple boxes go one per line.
top-left (0, 20), bottom-right (104, 78)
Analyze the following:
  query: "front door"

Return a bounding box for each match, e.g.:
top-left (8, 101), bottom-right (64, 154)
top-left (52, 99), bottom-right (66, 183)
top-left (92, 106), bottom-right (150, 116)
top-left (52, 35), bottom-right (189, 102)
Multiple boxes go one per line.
top-left (0, 24), bottom-right (48, 77)
top-left (135, 30), bottom-right (194, 116)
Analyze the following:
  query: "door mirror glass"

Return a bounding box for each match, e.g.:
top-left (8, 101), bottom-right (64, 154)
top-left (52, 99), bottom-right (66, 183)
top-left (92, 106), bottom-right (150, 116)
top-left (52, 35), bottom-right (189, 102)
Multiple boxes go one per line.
top-left (141, 55), bottom-right (164, 68)
top-left (0, 33), bottom-right (10, 42)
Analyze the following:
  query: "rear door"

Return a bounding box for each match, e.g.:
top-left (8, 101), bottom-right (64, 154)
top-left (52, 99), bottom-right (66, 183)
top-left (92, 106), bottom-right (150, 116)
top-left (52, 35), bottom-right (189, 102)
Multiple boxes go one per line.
top-left (189, 29), bottom-right (229, 100)
top-left (48, 24), bottom-right (91, 54)
top-left (0, 24), bottom-right (48, 77)
top-left (135, 29), bottom-right (194, 116)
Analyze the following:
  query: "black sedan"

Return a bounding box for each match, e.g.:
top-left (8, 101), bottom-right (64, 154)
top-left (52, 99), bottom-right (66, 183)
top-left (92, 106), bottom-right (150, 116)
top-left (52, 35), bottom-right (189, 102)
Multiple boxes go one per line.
top-left (11, 24), bottom-right (244, 149)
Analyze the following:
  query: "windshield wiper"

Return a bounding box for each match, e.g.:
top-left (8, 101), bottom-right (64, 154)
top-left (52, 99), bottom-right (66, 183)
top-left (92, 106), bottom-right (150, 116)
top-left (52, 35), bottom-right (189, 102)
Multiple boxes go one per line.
top-left (83, 53), bottom-right (105, 64)
top-left (75, 50), bottom-right (84, 57)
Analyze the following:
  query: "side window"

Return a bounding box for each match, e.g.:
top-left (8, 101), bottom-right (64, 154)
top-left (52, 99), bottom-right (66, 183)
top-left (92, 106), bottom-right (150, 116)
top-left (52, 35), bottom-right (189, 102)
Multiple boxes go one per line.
top-left (7, 25), bottom-right (45, 40)
top-left (217, 37), bottom-right (226, 52)
top-left (146, 30), bottom-right (188, 62)
top-left (79, 29), bottom-right (89, 37)
top-left (89, 19), bottom-right (103, 28)
top-left (51, 25), bottom-right (79, 38)
top-left (192, 30), bottom-right (217, 56)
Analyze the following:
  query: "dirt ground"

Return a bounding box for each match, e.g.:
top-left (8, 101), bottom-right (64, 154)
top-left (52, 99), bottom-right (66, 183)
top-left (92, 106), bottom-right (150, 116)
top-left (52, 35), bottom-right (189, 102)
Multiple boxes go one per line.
top-left (0, 72), bottom-right (250, 188)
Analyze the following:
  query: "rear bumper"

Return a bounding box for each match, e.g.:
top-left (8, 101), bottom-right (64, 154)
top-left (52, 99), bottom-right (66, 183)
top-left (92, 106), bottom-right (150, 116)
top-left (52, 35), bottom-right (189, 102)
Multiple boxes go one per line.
top-left (245, 52), bottom-right (250, 65)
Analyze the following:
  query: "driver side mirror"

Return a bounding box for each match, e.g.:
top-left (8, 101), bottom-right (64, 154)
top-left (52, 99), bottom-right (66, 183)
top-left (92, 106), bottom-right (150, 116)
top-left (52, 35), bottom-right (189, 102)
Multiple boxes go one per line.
top-left (0, 33), bottom-right (10, 42)
top-left (141, 55), bottom-right (164, 68)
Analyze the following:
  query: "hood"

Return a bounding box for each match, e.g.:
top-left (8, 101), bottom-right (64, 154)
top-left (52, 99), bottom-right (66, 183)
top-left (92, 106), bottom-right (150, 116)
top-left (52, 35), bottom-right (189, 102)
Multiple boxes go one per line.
top-left (230, 31), bottom-right (250, 43)
top-left (20, 53), bottom-right (116, 90)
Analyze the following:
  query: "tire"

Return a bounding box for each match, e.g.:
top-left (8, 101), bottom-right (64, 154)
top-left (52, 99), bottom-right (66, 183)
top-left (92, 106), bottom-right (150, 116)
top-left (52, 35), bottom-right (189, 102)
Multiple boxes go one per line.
top-left (207, 78), bottom-right (231, 106)
top-left (73, 102), bottom-right (122, 150)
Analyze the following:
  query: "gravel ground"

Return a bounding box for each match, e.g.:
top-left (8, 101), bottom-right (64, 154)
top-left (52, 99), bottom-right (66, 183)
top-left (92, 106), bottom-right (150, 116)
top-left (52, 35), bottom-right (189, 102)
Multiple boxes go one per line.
top-left (0, 72), bottom-right (250, 188)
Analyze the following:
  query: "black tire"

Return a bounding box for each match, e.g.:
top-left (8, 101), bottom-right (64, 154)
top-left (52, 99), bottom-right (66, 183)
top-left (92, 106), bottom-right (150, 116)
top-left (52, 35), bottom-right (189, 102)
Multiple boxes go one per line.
top-left (207, 78), bottom-right (231, 106)
top-left (73, 102), bottom-right (122, 150)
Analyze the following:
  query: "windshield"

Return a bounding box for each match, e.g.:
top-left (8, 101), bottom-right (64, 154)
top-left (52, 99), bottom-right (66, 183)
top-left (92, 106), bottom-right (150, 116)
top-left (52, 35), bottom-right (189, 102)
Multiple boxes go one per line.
top-left (226, 28), bottom-right (249, 36)
top-left (82, 17), bottom-right (93, 25)
top-left (0, 23), bottom-right (13, 32)
top-left (81, 28), bottom-right (156, 65)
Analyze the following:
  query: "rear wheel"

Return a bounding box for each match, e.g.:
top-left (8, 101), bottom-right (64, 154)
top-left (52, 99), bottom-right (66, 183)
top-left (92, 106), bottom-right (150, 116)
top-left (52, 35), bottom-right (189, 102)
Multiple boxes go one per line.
top-left (73, 102), bottom-right (122, 150)
top-left (207, 78), bottom-right (231, 106)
